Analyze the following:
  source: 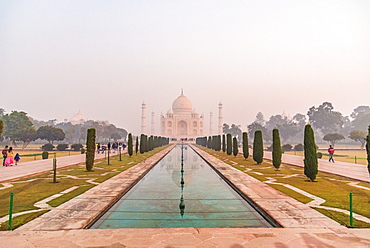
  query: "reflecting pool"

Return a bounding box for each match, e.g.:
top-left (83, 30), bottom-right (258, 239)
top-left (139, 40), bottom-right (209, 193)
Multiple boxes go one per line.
top-left (90, 145), bottom-right (272, 228)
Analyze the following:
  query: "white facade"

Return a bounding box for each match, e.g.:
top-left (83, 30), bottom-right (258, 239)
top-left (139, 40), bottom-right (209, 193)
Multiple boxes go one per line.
top-left (160, 93), bottom-right (204, 138)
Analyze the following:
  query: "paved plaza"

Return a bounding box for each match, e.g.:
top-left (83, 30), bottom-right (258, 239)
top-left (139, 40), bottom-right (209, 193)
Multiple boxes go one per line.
top-left (0, 144), bottom-right (369, 247)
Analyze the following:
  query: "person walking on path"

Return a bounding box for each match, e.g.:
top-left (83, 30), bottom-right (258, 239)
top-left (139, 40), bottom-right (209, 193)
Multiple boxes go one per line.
top-left (328, 145), bottom-right (335, 163)
top-left (14, 153), bottom-right (20, 165)
top-left (2, 145), bottom-right (8, 166)
top-left (5, 147), bottom-right (15, 166)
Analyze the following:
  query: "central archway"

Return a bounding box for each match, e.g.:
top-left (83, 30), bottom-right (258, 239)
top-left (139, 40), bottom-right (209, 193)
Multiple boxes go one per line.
top-left (177, 120), bottom-right (188, 136)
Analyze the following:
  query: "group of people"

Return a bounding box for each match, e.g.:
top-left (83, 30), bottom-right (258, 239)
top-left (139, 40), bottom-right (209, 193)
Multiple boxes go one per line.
top-left (2, 145), bottom-right (20, 167)
top-left (96, 142), bottom-right (126, 154)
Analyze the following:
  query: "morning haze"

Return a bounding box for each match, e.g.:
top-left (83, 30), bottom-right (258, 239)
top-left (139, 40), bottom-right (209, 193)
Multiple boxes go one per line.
top-left (1, 1), bottom-right (369, 135)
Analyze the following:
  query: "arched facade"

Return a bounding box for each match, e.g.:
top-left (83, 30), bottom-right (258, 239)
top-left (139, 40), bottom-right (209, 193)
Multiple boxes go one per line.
top-left (160, 93), bottom-right (204, 138)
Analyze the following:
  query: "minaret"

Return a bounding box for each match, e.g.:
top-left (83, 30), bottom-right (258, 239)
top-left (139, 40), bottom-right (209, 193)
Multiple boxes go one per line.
top-left (209, 111), bottom-right (213, 135)
top-left (151, 111), bottom-right (155, 135)
top-left (218, 102), bottom-right (223, 135)
top-left (141, 102), bottom-right (146, 134)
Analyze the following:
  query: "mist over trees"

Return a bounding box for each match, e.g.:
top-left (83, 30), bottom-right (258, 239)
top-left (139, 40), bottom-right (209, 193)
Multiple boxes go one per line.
top-left (0, 108), bottom-right (128, 147)
top-left (235, 103), bottom-right (370, 147)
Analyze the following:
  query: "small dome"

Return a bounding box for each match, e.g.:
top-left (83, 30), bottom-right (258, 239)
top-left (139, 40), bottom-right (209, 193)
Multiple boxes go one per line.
top-left (172, 94), bottom-right (192, 114)
top-left (167, 109), bottom-right (174, 115)
top-left (70, 111), bottom-right (87, 125)
top-left (192, 109), bottom-right (198, 115)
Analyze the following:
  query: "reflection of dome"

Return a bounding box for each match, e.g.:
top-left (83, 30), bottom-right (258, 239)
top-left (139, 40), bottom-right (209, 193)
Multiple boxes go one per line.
top-left (172, 94), bottom-right (193, 114)
top-left (70, 111), bottom-right (87, 125)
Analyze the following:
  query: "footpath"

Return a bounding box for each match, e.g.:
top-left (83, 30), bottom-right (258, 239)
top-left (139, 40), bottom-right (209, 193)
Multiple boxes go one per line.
top-left (0, 151), bottom-right (123, 183)
top-left (263, 151), bottom-right (370, 183)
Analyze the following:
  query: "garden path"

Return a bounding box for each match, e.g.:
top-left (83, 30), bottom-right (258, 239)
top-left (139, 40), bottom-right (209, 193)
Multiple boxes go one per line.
top-left (262, 150), bottom-right (370, 183)
top-left (0, 150), bottom-right (124, 183)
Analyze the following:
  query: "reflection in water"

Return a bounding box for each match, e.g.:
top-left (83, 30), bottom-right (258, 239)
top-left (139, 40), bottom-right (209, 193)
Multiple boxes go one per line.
top-left (91, 144), bottom-right (273, 229)
top-left (179, 143), bottom-right (185, 217)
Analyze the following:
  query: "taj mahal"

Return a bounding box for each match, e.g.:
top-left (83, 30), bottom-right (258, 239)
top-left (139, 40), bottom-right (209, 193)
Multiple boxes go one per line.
top-left (141, 91), bottom-right (223, 138)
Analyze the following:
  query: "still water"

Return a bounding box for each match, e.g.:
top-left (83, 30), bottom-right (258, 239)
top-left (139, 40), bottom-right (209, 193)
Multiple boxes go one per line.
top-left (90, 145), bottom-right (272, 228)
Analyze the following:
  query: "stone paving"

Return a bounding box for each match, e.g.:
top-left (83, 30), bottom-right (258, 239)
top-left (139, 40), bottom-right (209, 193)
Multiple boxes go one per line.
top-left (0, 144), bottom-right (369, 247)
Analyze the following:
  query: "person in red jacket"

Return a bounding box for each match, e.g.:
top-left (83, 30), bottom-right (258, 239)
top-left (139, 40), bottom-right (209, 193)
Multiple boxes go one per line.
top-left (328, 145), bottom-right (335, 163)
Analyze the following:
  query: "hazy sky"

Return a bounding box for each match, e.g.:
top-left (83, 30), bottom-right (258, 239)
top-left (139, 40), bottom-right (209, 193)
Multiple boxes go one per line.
top-left (1, 0), bottom-right (369, 135)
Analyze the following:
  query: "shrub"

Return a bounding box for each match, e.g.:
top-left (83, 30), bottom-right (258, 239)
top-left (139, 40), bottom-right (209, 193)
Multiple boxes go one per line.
top-left (71, 143), bottom-right (83, 151)
top-left (41, 143), bottom-right (54, 151)
top-left (294, 143), bottom-right (304, 151)
top-left (304, 124), bottom-right (318, 182)
top-left (242, 132), bottom-right (249, 159)
top-left (317, 152), bottom-right (322, 159)
top-left (128, 133), bottom-right (133, 157)
top-left (226, 134), bottom-right (232, 155)
top-left (42, 151), bottom-right (49, 159)
top-left (135, 136), bottom-right (139, 154)
top-left (222, 134), bottom-right (226, 152)
top-left (253, 130), bottom-right (263, 164)
top-left (272, 129), bottom-right (282, 170)
top-left (56, 144), bottom-right (69, 151)
top-left (140, 134), bottom-right (146, 154)
top-left (232, 137), bottom-right (238, 157)
top-left (85, 128), bottom-right (95, 171)
top-left (282, 144), bottom-right (292, 152)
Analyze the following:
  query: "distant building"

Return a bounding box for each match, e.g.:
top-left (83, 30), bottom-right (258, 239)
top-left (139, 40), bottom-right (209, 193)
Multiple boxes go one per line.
top-left (160, 92), bottom-right (204, 138)
top-left (70, 111), bottom-right (87, 125)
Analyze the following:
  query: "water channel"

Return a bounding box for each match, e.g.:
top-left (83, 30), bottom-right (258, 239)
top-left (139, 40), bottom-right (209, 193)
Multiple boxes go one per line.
top-left (90, 144), bottom-right (273, 228)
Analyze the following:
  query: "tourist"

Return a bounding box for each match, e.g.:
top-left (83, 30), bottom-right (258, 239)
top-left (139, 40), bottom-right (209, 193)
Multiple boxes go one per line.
top-left (14, 153), bottom-right (20, 165)
top-left (328, 145), bottom-right (335, 163)
top-left (5, 147), bottom-right (15, 166)
top-left (2, 145), bottom-right (8, 166)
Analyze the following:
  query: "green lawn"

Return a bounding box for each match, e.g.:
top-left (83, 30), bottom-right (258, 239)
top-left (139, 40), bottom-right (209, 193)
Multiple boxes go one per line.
top-left (199, 146), bottom-right (370, 228)
top-left (285, 149), bottom-right (368, 165)
top-left (0, 146), bottom-right (169, 230)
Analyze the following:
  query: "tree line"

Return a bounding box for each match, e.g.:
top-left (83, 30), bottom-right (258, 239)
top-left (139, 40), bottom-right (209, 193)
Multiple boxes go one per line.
top-left (198, 123), bottom-right (370, 181)
top-left (244, 102), bottom-right (370, 149)
top-left (0, 109), bottom-right (127, 148)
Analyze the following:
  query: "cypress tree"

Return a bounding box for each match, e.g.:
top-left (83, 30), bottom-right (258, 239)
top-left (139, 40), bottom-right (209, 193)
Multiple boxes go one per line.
top-left (207, 136), bottom-right (212, 148)
top-left (304, 124), bottom-right (318, 182)
top-left (144, 135), bottom-right (149, 152)
top-left (242, 132), bottom-right (249, 160)
top-left (128, 133), bottom-right (133, 157)
top-left (253, 130), bottom-right (263, 164)
top-left (140, 134), bottom-right (145, 154)
top-left (222, 134), bottom-right (226, 152)
top-left (366, 125), bottom-right (370, 175)
top-left (85, 128), bottom-right (96, 172)
top-left (217, 135), bottom-right (221, 151)
top-left (272, 129), bottom-right (282, 170)
top-left (232, 137), bottom-right (238, 157)
top-left (135, 136), bottom-right (139, 155)
top-left (226, 133), bottom-right (232, 155)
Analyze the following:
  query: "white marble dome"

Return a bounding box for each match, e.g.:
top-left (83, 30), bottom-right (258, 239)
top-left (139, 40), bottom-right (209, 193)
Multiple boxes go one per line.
top-left (70, 111), bottom-right (87, 125)
top-left (172, 94), bottom-right (192, 114)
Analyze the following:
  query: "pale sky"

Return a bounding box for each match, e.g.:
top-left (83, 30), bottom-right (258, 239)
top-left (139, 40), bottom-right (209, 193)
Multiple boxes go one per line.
top-left (1, 0), bottom-right (369, 135)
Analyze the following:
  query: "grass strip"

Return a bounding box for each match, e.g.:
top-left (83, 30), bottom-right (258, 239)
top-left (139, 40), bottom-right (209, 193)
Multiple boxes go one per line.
top-left (198, 146), bottom-right (370, 228)
top-left (0, 146), bottom-right (169, 229)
